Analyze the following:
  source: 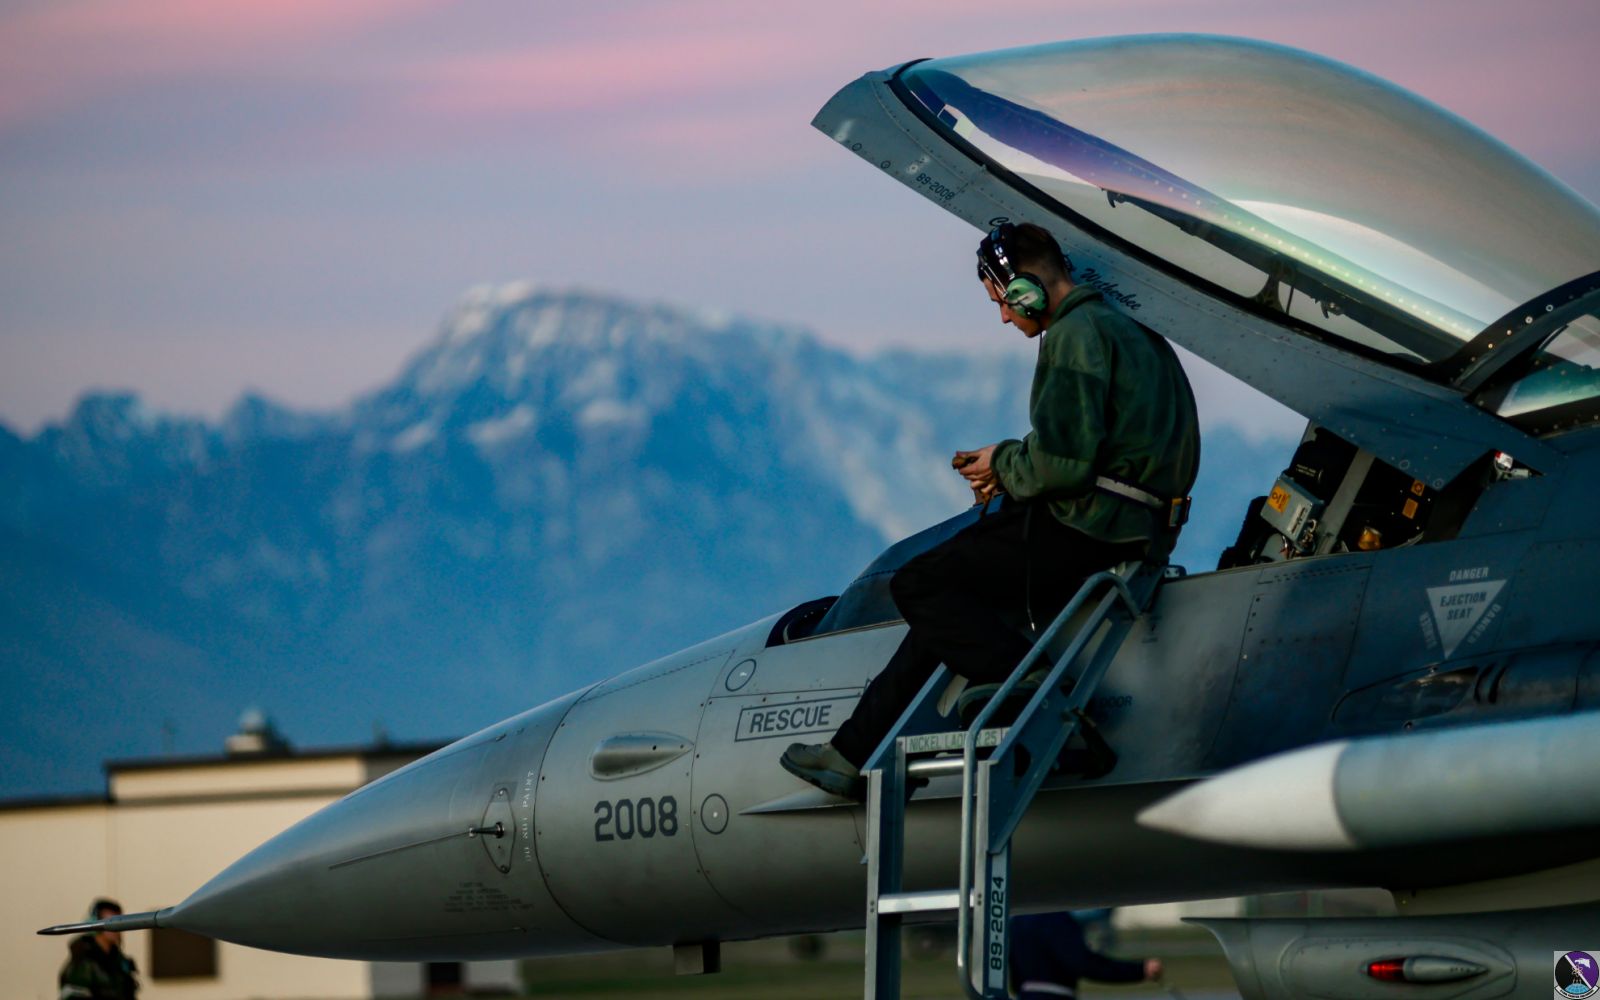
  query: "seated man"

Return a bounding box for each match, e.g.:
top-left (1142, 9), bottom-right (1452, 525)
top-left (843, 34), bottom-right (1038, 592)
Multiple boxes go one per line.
top-left (781, 222), bottom-right (1200, 799)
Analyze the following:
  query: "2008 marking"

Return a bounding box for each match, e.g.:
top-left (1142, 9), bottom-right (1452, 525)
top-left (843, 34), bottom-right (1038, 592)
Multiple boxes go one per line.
top-left (594, 796), bottom-right (678, 842)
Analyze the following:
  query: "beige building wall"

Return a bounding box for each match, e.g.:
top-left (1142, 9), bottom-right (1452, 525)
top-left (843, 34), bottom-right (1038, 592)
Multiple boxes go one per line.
top-left (108, 794), bottom-right (369, 1000)
top-left (0, 747), bottom-right (465, 1000)
top-left (4, 802), bottom-right (113, 1000)
top-left (110, 757), bottom-right (367, 803)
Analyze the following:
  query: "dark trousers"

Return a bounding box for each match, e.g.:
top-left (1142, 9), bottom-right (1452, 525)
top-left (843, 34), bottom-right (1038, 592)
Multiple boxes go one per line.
top-left (830, 501), bottom-right (1143, 767)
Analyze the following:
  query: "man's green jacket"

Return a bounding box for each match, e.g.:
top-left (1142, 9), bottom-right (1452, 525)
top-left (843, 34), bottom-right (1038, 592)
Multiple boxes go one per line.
top-left (993, 286), bottom-right (1200, 547)
top-left (59, 935), bottom-right (138, 1000)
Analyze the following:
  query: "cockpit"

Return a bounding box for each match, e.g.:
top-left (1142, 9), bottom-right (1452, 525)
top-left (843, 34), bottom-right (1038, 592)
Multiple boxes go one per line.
top-left (767, 420), bottom-right (1530, 650)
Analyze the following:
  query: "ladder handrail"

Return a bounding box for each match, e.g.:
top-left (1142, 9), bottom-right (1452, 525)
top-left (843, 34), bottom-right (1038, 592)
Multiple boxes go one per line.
top-left (864, 741), bottom-right (909, 1000)
top-left (987, 583), bottom-right (1136, 848)
top-left (862, 664), bottom-right (954, 776)
top-left (953, 566), bottom-right (1145, 997)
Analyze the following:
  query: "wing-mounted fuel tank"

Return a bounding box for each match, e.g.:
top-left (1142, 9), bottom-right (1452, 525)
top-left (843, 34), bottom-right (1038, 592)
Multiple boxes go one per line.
top-left (1196, 902), bottom-right (1600, 1000)
top-left (1141, 710), bottom-right (1600, 853)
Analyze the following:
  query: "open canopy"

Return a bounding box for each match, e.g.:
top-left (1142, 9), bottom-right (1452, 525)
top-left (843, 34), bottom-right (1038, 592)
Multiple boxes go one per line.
top-left (897, 36), bottom-right (1600, 370)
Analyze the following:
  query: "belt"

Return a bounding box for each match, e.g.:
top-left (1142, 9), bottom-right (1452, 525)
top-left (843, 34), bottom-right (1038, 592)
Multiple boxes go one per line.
top-left (1019, 982), bottom-right (1075, 998)
top-left (1094, 474), bottom-right (1191, 530)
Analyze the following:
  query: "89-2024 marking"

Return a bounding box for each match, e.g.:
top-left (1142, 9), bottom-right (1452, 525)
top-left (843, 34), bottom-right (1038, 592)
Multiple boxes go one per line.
top-left (594, 796), bottom-right (679, 842)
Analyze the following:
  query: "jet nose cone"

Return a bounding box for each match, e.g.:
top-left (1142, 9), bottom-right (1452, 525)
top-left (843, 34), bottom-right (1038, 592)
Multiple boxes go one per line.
top-left (167, 696), bottom-right (594, 960)
top-left (167, 742), bottom-right (492, 957)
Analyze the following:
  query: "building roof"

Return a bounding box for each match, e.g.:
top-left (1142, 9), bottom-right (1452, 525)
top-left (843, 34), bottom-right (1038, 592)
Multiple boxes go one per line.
top-left (0, 740), bottom-right (451, 812)
top-left (0, 793), bottom-right (109, 813)
top-left (104, 739), bottom-right (449, 774)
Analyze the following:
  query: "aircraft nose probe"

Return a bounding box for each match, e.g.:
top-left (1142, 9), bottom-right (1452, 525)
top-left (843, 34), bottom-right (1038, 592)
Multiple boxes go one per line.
top-left (39, 909), bottom-right (171, 936)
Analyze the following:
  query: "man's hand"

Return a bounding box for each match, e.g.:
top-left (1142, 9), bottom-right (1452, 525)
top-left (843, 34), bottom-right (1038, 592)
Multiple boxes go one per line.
top-left (1143, 958), bottom-right (1164, 982)
top-left (965, 481), bottom-right (999, 505)
top-left (953, 445), bottom-right (1000, 504)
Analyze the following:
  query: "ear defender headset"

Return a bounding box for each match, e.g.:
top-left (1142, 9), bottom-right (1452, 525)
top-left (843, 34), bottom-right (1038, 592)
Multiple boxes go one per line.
top-left (977, 223), bottom-right (1049, 321)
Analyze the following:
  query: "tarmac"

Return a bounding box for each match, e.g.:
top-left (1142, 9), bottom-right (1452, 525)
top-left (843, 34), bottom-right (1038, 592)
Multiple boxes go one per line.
top-left (518, 927), bottom-right (1241, 998)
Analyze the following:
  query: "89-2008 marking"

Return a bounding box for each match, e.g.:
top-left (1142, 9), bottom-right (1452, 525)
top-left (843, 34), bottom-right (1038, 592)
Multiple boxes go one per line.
top-left (594, 796), bottom-right (679, 842)
top-left (916, 173), bottom-right (958, 202)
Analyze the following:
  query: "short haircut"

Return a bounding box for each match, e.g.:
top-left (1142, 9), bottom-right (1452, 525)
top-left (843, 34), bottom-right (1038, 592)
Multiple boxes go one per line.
top-left (92, 898), bottom-right (122, 919)
top-left (1006, 223), bottom-right (1072, 282)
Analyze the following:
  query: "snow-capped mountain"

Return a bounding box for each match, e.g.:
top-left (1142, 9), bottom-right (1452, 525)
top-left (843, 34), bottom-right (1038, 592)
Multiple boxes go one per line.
top-left (356, 284), bottom-right (1030, 541)
top-left (0, 285), bottom-right (1286, 799)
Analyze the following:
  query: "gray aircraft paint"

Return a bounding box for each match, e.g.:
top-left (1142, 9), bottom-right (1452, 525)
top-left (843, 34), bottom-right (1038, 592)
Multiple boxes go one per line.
top-left (40, 34), bottom-right (1600, 996)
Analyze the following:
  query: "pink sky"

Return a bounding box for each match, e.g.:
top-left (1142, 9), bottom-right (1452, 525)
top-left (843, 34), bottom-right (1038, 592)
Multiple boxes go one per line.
top-left (1, 0), bottom-right (1597, 431)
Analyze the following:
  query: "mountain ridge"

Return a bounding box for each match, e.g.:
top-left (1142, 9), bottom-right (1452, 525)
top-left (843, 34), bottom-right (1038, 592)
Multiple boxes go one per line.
top-left (1, 285), bottom-right (1289, 799)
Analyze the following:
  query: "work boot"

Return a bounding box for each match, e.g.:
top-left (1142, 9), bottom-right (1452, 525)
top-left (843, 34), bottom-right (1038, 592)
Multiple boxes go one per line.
top-left (780, 742), bottom-right (864, 801)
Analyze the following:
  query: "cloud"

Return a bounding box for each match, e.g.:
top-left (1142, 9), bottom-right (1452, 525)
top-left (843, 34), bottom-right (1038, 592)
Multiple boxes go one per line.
top-left (0, 0), bottom-right (440, 130)
top-left (7, 0), bottom-right (1594, 183)
top-left (2, 0), bottom-right (1596, 432)
top-left (399, 30), bottom-right (806, 119)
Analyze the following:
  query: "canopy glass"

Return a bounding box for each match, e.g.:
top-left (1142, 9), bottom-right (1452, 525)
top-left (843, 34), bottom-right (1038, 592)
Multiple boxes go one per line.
top-left (900, 36), bottom-right (1600, 369)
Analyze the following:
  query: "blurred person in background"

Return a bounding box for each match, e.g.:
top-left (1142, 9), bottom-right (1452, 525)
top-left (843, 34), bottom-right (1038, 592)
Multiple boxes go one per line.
top-left (59, 898), bottom-right (138, 1000)
top-left (1011, 909), bottom-right (1162, 999)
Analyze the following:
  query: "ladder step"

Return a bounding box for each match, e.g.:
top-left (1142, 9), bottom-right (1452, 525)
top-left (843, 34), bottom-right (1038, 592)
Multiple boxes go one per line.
top-left (876, 889), bottom-right (961, 915)
top-left (899, 727), bottom-right (1007, 755)
top-left (905, 756), bottom-right (964, 779)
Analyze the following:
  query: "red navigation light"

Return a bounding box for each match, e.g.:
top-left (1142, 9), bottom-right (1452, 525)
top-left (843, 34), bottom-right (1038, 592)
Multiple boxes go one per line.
top-left (1364, 956), bottom-right (1488, 984)
top-left (1366, 958), bottom-right (1407, 982)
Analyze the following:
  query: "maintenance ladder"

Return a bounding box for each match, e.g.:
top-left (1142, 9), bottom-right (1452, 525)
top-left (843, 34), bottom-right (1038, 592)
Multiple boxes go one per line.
top-left (860, 559), bottom-right (1167, 1000)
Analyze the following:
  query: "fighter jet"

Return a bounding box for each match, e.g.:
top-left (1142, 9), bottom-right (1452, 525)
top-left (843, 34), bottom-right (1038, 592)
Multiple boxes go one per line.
top-left (41, 34), bottom-right (1600, 1000)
